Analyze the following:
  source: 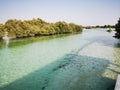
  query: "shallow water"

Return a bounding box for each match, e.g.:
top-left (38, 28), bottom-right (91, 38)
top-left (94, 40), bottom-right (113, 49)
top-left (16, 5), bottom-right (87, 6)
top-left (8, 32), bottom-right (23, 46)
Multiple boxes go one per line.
top-left (0, 29), bottom-right (120, 90)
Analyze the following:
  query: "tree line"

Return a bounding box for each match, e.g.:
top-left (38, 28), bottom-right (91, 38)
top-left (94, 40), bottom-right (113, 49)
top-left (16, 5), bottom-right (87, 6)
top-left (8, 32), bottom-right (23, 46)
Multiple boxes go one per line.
top-left (0, 18), bottom-right (83, 40)
top-left (84, 25), bottom-right (115, 29)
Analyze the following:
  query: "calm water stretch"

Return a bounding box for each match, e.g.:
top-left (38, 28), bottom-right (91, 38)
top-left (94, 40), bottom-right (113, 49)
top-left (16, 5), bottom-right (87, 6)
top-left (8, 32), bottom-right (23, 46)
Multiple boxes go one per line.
top-left (0, 29), bottom-right (120, 90)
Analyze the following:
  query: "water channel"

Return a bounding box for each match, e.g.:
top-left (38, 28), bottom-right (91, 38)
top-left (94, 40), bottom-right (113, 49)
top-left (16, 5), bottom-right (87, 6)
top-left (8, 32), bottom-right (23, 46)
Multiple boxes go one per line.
top-left (0, 29), bottom-right (120, 90)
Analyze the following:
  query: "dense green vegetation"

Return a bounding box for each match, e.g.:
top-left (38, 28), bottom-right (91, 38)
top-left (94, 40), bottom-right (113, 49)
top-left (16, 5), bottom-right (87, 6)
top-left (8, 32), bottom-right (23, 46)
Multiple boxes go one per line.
top-left (0, 18), bottom-right (83, 40)
top-left (115, 18), bottom-right (120, 38)
top-left (0, 24), bottom-right (4, 40)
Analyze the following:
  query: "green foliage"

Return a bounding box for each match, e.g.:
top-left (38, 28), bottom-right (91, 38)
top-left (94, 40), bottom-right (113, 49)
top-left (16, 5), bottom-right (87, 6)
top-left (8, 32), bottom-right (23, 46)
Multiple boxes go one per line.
top-left (55, 21), bottom-right (71, 33)
top-left (69, 23), bottom-right (83, 32)
top-left (0, 24), bottom-right (4, 39)
top-left (0, 18), bottom-right (83, 40)
top-left (115, 18), bottom-right (120, 38)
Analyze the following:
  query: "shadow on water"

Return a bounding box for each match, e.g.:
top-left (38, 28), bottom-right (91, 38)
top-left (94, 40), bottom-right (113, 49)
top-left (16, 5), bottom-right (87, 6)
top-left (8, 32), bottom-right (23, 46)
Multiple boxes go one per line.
top-left (0, 54), bottom-right (118, 90)
top-left (0, 33), bottom-right (82, 49)
top-left (114, 42), bottom-right (120, 48)
top-left (0, 35), bottom-right (64, 48)
top-left (0, 41), bottom-right (5, 48)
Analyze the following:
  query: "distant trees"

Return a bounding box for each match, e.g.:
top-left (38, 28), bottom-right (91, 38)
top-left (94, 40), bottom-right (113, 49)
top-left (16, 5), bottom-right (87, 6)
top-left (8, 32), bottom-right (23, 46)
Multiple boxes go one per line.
top-left (115, 18), bottom-right (120, 38)
top-left (84, 25), bottom-right (115, 29)
top-left (0, 18), bottom-right (83, 40)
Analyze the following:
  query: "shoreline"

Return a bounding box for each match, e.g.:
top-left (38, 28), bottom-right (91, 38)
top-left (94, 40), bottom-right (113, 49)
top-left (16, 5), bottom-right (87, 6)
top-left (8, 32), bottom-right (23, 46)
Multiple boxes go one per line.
top-left (0, 31), bottom-right (82, 43)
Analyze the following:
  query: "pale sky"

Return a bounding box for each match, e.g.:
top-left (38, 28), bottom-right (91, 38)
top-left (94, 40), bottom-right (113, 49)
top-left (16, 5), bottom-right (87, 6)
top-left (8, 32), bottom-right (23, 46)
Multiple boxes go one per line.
top-left (0, 0), bottom-right (120, 26)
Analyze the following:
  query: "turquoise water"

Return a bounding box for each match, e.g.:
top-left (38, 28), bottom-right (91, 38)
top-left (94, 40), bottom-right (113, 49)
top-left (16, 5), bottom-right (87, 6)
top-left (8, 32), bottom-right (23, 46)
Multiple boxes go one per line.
top-left (0, 29), bottom-right (120, 90)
